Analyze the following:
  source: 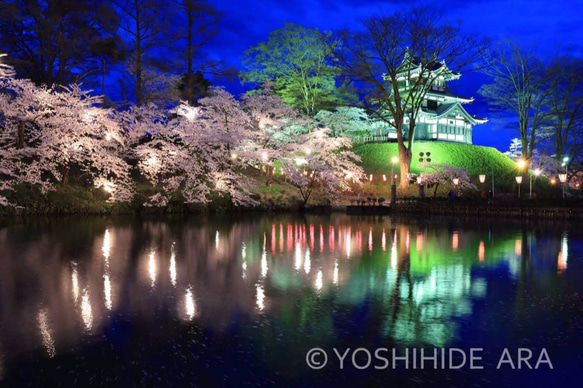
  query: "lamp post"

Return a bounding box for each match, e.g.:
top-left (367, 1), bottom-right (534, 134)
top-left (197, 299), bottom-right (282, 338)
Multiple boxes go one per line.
top-left (530, 168), bottom-right (541, 199)
top-left (479, 174), bottom-right (486, 197)
top-left (390, 156), bottom-right (398, 205)
top-left (515, 176), bottom-right (523, 199)
top-left (559, 173), bottom-right (567, 199)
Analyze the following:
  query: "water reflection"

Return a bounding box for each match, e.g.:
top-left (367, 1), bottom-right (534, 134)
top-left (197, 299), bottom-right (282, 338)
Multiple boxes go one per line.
top-left (37, 309), bottom-right (56, 358)
top-left (0, 215), bottom-right (579, 383)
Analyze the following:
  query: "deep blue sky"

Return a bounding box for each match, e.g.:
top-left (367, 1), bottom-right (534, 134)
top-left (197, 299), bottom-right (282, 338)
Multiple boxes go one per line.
top-left (205, 0), bottom-right (583, 152)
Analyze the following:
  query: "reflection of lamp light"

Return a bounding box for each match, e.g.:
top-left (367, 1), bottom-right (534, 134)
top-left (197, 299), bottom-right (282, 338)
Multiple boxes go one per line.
top-left (479, 174), bottom-right (486, 184)
top-left (382, 174), bottom-right (387, 182)
top-left (369, 174), bottom-right (373, 181)
top-left (452, 177), bottom-right (459, 186)
top-left (417, 176), bottom-right (422, 184)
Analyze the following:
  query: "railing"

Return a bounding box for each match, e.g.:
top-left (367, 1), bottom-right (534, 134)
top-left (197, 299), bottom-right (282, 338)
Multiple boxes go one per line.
top-left (351, 136), bottom-right (392, 145)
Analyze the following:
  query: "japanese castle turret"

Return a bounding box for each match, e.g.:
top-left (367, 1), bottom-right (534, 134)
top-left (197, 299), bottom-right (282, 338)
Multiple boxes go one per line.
top-left (383, 53), bottom-right (487, 144)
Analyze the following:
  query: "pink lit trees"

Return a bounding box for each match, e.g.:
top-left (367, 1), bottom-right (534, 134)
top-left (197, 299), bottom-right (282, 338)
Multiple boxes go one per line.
top-left (0, 61), bottom-right (132, 204)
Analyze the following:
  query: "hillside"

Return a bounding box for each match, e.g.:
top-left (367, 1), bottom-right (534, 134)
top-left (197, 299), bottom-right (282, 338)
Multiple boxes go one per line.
top-left (354, 142), bottom-right (532, 195)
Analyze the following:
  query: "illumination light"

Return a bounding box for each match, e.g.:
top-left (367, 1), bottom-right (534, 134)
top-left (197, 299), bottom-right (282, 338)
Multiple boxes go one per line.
top-left (479, 174), bottom-right (486, 184)
top-left (559, 173), bottom-right (567, 183)
top-left (534, 169), bottom-right (541, 176)
top-left (452, 177), bottom-right (459, 185)
top-left (515, 176), bottom-right (523, 184)
top-left (517, 160), bottom-right (526, 168)
top-left (391, 156), bottom-right (399, 164)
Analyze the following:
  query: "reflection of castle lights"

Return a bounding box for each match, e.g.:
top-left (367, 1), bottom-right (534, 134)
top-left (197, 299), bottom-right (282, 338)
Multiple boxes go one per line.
top-left (38, 309), bottom-right (56, 358)
top-left (406, 230), bottom-right (410, 254)
top-left (315, 270), bottom-right (323, 291)
top-left (242, 242), bottom-right (247, 259)
top-left (452, 232), bottom-right (459, 252)
top-left (242, 261), bottom-right (247, 279)
top-left (304, 249), bottom-right (311, 274)
top-left (81, 289), bottom-right (93, 331)
top-left (215, 231), bottom-right (220, 249)
top-left (514, 239), bottom-right (522, 256)
top-left (295, 242), bottom-right (302, 271)
top-left (170, 245), bottom-right (177, 287)
top-left (333, 261), bottom-right (339, 285)
top-left (368, 227), bottom-right (373, 252)
top-left (478, 241), bottom-right (485, 262)
top-left (148, 250), bottom-right (156, 287)
top-left (256, 285), bottom-right (265, 311)
top-left (185, 287), bottom-right (196, 320)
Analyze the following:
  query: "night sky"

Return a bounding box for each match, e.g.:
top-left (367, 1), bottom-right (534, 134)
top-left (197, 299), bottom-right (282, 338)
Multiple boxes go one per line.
top-left (205, 0), bottom-right (583, 152)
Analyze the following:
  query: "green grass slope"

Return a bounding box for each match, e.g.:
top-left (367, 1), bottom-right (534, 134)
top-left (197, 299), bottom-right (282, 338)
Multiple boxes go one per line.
top-left (354, 141), bottom-right (526, 193)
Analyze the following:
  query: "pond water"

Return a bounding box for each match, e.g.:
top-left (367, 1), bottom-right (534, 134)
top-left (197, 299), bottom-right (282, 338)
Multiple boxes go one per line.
top-left (0, 214), bottom-right (582, 387)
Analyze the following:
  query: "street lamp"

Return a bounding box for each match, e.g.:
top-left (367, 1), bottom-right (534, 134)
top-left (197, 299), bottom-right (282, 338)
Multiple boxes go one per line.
top-left (515, 176), bottom-right (523, 198)
top-left (391, 156), bottom-right (398, 183)
top-left (479, 174), bottom-right (486, 184)
top-left (452, 177), bottom-right (459, 186)
top-left (559, 173), bottom-right (567, 199)
top-left (530, 168), bottom-right (541, 199)
top-left (390, 156), bottom-right (398, 206)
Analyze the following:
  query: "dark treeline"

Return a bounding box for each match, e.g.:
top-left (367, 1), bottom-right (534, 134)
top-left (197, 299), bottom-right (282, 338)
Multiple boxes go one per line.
top-left (0, 0), bottom-right (226, 107)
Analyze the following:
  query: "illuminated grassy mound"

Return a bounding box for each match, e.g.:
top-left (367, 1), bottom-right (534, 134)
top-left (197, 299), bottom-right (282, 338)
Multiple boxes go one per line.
top-left (354, 142), bottom-right (520, 189)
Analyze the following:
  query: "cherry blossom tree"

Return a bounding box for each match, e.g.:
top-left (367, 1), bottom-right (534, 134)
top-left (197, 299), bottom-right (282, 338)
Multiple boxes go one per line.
top-left (420, 163), bottom-right (475, 197)
top-left (122, 90), bottom-right (257, 207)
top-left (282, 128), bottom-right (363, 207)
top-left (1, 60), bottom-right (132, 205)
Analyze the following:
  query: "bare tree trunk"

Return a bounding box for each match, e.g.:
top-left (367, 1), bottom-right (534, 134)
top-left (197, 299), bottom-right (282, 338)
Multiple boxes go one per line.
top-left (398, 143), bottom-right (412, 188)
top-left (17, 121), bottom-right (25, 149)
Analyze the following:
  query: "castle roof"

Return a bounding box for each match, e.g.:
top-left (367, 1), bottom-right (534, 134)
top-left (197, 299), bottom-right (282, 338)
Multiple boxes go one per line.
top-left (421, 101), bottom-right (487, 125)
